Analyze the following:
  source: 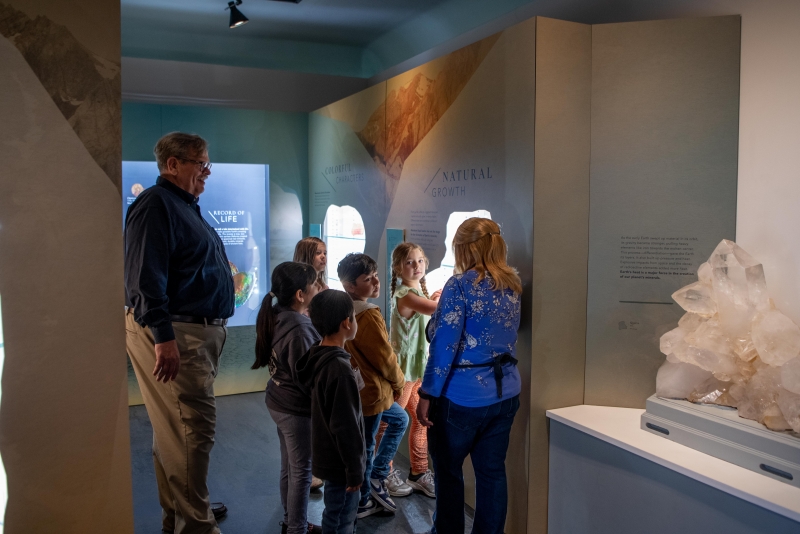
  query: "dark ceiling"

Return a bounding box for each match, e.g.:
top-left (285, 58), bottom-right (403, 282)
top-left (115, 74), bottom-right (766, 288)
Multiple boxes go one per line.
top-left (119, 0), bottom-right (742, 79)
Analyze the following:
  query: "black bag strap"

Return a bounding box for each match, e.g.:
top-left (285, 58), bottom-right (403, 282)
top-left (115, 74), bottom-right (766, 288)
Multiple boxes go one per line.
top-left (451, 352), bottom-right (518, 398)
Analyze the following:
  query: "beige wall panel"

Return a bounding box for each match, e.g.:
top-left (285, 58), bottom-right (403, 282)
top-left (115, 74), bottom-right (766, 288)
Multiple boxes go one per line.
top-left (585, 16), bottom-right (740, 408)
top-left (377, 22), bottom-right (538, 529)
top-left (311, 19), bottom-right (541, 531)
top-left (527, 17), bottom-right (592, 534)
top-left (0, 0), bottom-right (132, 531)
top-left (494, 20), bottom-right (535, 534)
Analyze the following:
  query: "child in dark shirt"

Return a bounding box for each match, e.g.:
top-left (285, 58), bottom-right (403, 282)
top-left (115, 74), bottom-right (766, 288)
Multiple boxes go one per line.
top-left (296, 290), bottom-right (365, 534)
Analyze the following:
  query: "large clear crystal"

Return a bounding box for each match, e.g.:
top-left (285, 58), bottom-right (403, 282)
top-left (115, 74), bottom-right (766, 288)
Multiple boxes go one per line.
top-left (781, 357), bottom-right (800, 394)
top-left (708, 240), bottom-right (769, 339)
top-left (656, 361), bottom-right (712, 399)
top-left (672, 281), bottom-right (716, 317)
top-left (688, 376), bottom-right (737, 407)
top-left (751, 310), bottom-right (800, 367)
top-left (683, 319), bottom-right (738, 379)
top-left (678, 312), bottom-right (707, 332)
top-left (776, 387), bottom-right (800, 433)
top-left (737, 366), bottom-right (787, 429)
top-left (660, 326), bottom-right (687, 356)
top-left (697, 262), bottom-right (713, 285)
top-left (732, 336), bottom-right (759, 362)
top-left (658, 239), bottom-right (800, 433)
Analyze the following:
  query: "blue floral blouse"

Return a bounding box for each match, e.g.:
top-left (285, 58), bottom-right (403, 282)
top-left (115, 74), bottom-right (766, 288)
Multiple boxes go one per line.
top-left (422, 270), bottom-right (521, 407)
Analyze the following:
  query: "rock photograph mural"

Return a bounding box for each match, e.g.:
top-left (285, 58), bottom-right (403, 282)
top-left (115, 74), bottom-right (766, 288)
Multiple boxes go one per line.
top-left (0, 2), bottom-right (121, 189)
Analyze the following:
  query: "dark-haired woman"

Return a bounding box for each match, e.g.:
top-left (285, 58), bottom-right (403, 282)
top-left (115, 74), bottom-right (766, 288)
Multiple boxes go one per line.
top-left (254, 261), bottom-right (323, 534)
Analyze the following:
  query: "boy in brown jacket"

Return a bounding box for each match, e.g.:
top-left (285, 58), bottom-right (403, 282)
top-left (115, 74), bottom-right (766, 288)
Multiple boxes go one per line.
top-left (337, 253), bottom-right (409, 519)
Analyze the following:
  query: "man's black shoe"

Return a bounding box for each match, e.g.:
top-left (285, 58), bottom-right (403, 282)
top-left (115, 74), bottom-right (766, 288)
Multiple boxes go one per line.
top-left (212, 502), bottom-right (228, 520)
top-left (162, 504), bottom-right (227, 533)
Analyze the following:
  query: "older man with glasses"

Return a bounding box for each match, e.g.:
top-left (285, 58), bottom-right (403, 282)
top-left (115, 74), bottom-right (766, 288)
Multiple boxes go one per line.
top-left (125, 132), bottom-right (233, 534)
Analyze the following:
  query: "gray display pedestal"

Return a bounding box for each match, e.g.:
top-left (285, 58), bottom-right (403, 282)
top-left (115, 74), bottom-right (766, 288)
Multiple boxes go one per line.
top-left (641, 396), bottom-right (800, 488)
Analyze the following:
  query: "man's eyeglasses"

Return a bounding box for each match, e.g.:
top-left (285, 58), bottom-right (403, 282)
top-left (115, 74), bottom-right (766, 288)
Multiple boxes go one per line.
top-left (179, 158), bottom-right (212, 172)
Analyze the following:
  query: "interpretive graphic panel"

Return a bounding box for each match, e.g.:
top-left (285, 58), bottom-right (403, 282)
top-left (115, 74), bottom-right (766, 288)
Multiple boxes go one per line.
top-left (122, 162), bottom-right (269, 327)
top-left (584, 17), bottom-right (741, 408)
top-left (309, 21), bottom-right (537, 532)
top-left (309, 83), bottom-right (389, 271)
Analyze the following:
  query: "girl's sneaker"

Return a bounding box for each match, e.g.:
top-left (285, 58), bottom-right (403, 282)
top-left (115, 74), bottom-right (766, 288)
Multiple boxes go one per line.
top-left (406, 470), bottom-right (435, 498)
top-left (386, 468), bottom-right (413, 497)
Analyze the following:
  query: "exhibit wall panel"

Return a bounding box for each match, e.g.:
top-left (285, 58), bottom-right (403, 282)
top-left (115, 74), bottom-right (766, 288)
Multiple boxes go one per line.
top-left (310, 20), bottom-right (546, 531)
top-left (309, 83), bottom-right (389, 296)
top-left (122, 103), bottom-right (308, 403)
top-left (381, 22), bottom-right (536, 531)
top-left (584, 16), bottom-right (741, 408)
top-left (527, 17), bottom-right (591, 534)
top-left (0, 0), bottom-right (134, 532)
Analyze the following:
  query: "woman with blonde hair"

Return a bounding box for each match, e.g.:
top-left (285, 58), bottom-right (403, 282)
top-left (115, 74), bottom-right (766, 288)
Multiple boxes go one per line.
top-left (416, 217), bottom-right (522, 534)
top-left (293, 237), bottom-right (328, 290)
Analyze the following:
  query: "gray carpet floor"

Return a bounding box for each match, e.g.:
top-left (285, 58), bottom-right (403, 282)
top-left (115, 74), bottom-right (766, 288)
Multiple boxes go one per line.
top-left (129, 391), bottom-right (472, 533)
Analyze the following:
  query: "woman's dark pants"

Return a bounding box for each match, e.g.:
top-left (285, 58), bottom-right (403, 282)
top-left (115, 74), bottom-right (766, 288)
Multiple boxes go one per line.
top-left (428, 395), bottom-right (520, 534)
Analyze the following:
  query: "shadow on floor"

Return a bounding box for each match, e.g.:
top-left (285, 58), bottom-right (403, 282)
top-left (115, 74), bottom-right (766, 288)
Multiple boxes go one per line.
top-left (130, 391), bottom-right (473, 533)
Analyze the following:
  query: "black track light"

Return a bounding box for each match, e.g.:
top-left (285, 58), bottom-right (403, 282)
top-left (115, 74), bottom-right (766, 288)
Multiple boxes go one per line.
top-left (226, 0), bottom-right (248, 28)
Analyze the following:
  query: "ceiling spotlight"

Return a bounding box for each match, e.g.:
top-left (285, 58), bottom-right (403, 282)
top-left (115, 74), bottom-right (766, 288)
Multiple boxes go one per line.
top-left (226, 0), bottom-right (248, 28)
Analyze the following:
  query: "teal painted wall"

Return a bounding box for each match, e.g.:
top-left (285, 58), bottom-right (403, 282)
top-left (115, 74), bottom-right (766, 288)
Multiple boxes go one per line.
top-left (121, 27), bottom-right (369, 78)
top-left (122, 102), bottom-right (309, 236)
top-left (122, 102), bottom-right (309, 403)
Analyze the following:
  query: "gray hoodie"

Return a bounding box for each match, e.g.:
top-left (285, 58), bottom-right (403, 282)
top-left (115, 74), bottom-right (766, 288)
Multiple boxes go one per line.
top-left (265, 305), bottom-right (321, 417)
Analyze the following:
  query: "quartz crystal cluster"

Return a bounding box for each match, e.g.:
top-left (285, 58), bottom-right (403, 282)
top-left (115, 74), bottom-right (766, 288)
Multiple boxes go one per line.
top-left (657, 240), bottom-right (800, 433)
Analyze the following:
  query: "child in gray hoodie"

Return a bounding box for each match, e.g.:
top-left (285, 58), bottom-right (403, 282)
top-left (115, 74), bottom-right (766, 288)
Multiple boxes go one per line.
top-left (253, 262), bottom-right (322, 534)
top-left (296, 290), bottom-right (365, 534)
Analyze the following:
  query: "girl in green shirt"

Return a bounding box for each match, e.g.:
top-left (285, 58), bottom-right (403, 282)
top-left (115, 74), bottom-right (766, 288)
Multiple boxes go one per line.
top-left (379, 242), bottom-right (441, 497)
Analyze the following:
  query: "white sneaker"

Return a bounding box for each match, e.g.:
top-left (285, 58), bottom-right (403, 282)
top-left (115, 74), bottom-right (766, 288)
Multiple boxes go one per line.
top-left (385, 468), bottom-right (413, 497)
top-left (406, 470), bottom-right (435, 498)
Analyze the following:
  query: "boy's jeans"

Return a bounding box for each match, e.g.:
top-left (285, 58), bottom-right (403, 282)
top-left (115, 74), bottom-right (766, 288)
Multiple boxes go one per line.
top-left (429, 395), bottom-right (520, 534)
top-left (322, 481), bottom-right (359, 534)
top-left (360, 402), bottom-right (409, 503)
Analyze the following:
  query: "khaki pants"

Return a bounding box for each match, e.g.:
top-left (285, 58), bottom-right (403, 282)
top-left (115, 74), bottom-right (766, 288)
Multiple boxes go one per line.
top-left (126, 310), bottom-right (227, 534)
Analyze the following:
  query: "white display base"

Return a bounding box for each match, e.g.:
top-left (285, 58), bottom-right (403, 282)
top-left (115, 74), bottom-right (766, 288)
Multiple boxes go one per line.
top-left (642, 396), bottom-right (800, 489)
top-left (546, 405), bottom-right (800, 523)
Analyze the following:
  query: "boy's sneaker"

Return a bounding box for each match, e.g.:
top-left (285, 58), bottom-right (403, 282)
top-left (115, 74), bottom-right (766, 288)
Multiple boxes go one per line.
top-left (385, 468), bottom-right (413, 497)
top-left (356, 497), bottom-right (382, 519)
top-left (406, 470), bottom-right (436, 498)
top-left (369, 477), bottom-right (397, 512)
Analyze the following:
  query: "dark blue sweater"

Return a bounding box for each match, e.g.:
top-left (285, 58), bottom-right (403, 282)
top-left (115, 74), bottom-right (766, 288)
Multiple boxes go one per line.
top-left (124, 177), bottom-right (234, 343)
